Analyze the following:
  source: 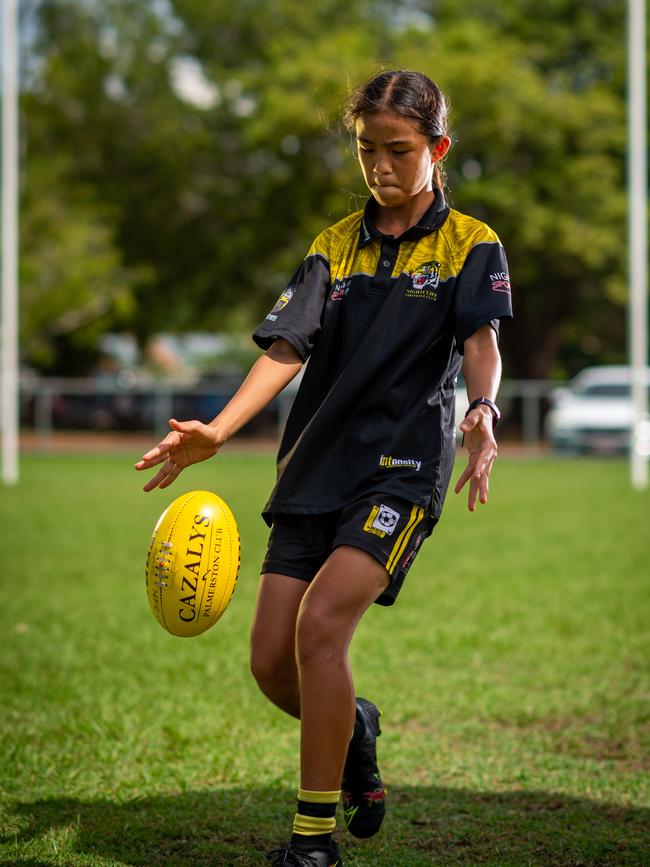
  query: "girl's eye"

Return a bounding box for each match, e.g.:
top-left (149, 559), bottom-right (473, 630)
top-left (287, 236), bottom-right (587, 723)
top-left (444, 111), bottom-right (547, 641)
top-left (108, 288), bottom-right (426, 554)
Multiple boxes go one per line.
top-left (392, 150), bottom-right (409, 155)
top-left (359, 146), bottom-right (374, 153)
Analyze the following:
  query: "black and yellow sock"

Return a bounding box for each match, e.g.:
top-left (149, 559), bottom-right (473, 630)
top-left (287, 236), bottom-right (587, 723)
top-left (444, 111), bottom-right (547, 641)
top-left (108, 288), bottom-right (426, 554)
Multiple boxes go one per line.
top-left (291, 788), bottom-right (340, 848)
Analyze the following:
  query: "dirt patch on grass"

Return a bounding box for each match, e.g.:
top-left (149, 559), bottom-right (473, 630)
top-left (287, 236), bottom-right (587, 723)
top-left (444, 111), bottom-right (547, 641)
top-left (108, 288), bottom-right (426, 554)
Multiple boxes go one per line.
top-left (489, 715), bottom-right (650, 772)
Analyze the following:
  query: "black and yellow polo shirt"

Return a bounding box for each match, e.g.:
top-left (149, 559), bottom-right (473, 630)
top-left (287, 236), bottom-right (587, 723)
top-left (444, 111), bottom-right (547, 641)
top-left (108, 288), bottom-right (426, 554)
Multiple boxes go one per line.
top-left (253, 189), bottom-right (512, 524)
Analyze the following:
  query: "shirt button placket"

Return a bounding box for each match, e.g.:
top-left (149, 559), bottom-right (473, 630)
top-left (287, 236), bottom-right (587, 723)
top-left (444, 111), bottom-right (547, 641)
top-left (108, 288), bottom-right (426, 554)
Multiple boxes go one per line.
top-left (372, 239), bottom-right (399, 291)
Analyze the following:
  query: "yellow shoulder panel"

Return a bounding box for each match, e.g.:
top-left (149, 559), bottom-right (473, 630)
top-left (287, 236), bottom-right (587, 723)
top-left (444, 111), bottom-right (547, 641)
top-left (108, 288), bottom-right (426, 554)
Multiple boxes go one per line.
top-left (442, 209), bottom-right (501, 275)
top-left (307, 210), bottom-right (364, 261)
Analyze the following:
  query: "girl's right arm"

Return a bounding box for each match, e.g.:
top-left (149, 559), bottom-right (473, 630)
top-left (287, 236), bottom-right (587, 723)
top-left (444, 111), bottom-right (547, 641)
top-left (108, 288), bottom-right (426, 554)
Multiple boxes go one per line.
top-left (134, 338), bottom-right (303, 491)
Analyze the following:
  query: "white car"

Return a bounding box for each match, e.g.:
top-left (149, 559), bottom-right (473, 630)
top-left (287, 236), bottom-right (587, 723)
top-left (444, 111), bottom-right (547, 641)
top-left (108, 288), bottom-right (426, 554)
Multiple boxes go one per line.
top-left (545, 365), bottom-right (650, 454)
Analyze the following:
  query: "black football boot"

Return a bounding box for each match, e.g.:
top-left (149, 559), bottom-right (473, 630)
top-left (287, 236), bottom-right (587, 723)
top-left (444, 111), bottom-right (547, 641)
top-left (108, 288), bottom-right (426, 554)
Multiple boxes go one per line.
top-left (341, 697), bottom-right (386, 838)
top-left (265, 838), bottom-right (344, 866)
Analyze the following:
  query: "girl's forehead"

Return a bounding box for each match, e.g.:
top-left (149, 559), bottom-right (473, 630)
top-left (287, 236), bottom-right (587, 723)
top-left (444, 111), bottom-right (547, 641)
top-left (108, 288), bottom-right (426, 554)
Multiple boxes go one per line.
top-left (355, 110), bottom-right (423, 141)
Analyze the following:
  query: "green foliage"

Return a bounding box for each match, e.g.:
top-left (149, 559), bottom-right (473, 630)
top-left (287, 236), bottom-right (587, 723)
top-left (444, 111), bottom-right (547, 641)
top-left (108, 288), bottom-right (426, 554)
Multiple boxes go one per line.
top-left (0, 453), bottom-right (649, 865)
top-left (20, 157), bottom-right (144, 371)
top-left (433, 0), bottom-right (626, 87)
top-left (22, 0), bottom-right (629, 377)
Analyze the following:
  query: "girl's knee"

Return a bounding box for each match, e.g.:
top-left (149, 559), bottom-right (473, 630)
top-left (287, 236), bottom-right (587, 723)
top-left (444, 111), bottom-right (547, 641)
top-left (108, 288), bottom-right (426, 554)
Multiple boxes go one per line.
top-left (250, 640), bottom-right (294, 692)
top-left (295, 602), bottom-right (342, 666)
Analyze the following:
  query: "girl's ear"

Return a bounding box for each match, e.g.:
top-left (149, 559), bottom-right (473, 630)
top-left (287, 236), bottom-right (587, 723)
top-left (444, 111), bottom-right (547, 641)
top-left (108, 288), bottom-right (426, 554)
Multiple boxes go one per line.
top-left (431, 136), bottom-right (451, 161)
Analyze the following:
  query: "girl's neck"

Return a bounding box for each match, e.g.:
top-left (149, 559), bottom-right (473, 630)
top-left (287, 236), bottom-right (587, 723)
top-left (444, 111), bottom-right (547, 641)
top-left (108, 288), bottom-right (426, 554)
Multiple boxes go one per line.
top-left (372, 187), bottom-right (436, 238)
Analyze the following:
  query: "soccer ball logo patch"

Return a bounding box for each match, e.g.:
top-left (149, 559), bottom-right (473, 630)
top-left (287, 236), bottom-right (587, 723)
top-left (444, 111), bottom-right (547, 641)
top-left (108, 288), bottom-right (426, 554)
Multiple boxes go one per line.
top-left (375, 506), bottom-right (399, 532)
top-left (363, 504), bottom-right (400, 538)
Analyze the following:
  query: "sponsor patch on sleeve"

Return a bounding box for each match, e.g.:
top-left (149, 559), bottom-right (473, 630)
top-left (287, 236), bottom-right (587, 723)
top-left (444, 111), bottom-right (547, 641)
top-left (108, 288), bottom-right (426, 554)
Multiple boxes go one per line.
top-left (490, 272), bottom-right (510, 293)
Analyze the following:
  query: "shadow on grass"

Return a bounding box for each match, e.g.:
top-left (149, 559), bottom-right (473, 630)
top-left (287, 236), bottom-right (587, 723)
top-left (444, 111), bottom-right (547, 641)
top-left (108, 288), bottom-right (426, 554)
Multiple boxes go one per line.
top-left (2, 785), bottom-right (649, 866)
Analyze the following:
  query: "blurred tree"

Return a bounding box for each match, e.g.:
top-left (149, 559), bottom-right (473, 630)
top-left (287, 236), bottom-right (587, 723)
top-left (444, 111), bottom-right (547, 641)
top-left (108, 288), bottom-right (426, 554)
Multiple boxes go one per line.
top-left (432, 0), bottom-right (626, 88)
top-left (22, 0), bottom-right (628, 378)
top-left (20, 157), bottom-right (143, 372)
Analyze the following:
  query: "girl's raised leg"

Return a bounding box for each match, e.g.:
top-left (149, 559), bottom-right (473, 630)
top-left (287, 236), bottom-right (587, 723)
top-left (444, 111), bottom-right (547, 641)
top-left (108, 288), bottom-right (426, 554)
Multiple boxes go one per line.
top-left (250, 572), bottom-right (308, 718)
top-left (295, 545), bottom-right (389, 791)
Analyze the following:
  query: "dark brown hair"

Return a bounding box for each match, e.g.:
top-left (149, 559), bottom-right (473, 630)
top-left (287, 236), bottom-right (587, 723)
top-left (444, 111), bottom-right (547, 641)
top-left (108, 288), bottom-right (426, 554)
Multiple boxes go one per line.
top-left (345, 70), bottom-right (450, 191)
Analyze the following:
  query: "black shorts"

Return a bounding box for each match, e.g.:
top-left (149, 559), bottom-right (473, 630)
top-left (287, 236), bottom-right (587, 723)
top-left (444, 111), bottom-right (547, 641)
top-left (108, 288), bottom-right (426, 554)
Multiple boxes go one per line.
top-left (261, 495), bottom-right (437, 606)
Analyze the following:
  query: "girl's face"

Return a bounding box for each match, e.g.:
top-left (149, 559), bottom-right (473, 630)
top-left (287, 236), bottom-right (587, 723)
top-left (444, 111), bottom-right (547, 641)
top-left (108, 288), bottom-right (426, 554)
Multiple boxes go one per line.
top-left (355, 110), bottom-right (450, 208)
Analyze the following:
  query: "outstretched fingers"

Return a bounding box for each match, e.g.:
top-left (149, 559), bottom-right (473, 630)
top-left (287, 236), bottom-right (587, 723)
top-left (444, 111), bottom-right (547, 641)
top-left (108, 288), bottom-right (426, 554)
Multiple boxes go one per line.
top-left (134, 419), bottom-right (218, 492)
top-left (134, 442), bottom-right (172, 471)
top-left (135, 428), bottom-right (184, 472)
top-left (455, 439), bottom-right (497, 511)
top-left (454, 462), bottom-right (473, 495)
top-left (467, 455), bottom-right (493, 511)
top-left (473, 448), bottom-right (496, 509)
top-left (135, 432), bottom-right (184, 491)
top-left (141, 458), bottom-right (182, 492)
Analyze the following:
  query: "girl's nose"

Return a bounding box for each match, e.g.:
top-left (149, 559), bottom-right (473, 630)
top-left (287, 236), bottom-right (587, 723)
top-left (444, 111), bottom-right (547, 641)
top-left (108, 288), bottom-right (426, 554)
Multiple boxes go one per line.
top-left (374, 157), bottom-right (390, 174)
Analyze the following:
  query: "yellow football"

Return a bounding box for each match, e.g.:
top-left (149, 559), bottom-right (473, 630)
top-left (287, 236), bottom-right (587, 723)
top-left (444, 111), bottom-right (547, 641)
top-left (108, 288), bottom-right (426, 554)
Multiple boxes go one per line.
top-left (146, 490), bottom-right (240, 637)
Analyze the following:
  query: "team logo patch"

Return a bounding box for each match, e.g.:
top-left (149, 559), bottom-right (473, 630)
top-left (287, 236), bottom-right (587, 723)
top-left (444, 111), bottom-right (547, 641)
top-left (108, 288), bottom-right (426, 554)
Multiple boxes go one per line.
top-left (490, 272), bottom-right (511, 293)
top-left (363, 504), bottom-right (400, 538)
top-left (406, 260), bottom-right (442, 300)
top-left (330, 277), bottom-right (351, 302)
top-left (270, 286), bottom-right (294, 315)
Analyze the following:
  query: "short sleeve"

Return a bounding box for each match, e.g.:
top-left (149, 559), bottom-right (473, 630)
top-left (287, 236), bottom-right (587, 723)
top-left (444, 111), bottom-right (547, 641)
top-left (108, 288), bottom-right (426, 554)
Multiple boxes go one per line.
top-left (454, 240), bottom-right (513, 354)
top-left (252, 252), bottom-right (330, 361)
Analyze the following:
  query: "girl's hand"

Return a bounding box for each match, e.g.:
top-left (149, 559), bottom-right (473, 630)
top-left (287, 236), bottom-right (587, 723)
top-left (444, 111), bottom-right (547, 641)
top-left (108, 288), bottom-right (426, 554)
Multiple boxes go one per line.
top-left (134, 418), bottom-right (222, 492)
top-left (453, 407), bottom-right (498, 511)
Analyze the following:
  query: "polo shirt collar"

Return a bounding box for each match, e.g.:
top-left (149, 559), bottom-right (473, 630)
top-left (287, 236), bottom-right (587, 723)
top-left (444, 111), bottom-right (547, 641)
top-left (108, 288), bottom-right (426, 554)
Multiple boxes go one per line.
top-left (359, 187), bottom-right (450, 248)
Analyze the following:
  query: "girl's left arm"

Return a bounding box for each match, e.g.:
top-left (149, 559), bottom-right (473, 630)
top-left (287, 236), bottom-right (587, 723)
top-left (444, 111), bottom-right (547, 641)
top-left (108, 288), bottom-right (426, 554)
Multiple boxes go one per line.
top-left (454, 323), bottom-right (503, 511)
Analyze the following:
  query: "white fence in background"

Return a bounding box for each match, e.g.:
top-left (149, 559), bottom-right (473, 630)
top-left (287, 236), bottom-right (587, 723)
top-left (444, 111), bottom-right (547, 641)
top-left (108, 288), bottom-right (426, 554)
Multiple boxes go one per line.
top-left (18, 376), bottom-right (559, 450)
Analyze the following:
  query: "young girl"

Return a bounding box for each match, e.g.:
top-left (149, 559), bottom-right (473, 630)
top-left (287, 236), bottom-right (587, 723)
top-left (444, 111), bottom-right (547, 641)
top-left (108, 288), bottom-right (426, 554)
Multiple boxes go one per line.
top-left (136, 69), bottom-right (512, 866)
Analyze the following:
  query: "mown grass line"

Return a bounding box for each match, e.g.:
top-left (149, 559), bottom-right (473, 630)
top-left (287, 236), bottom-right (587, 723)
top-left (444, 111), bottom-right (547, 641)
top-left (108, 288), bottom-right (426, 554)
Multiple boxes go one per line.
top-left (1, 454), bottom-right (648, 865)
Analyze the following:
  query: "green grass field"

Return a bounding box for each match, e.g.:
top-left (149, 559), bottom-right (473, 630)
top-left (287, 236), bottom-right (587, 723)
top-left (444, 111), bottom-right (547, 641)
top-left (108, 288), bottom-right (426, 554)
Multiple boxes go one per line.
top-left (1, 453), bottom-right (649, 866)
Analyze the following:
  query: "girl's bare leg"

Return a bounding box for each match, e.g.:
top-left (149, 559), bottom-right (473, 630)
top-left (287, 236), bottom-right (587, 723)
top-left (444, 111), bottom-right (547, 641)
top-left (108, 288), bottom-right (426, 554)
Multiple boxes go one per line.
top-left (250, 572), bottom-right (307, 718)
top-left (295, 545), bottom-right (388, 791)
top-left (250, 547), bottom-right (388, 791)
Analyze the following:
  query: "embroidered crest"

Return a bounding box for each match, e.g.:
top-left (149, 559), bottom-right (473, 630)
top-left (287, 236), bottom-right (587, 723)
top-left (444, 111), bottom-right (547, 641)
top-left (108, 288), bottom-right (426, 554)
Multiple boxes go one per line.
top-left (407, 261), bottom-right (442, 300)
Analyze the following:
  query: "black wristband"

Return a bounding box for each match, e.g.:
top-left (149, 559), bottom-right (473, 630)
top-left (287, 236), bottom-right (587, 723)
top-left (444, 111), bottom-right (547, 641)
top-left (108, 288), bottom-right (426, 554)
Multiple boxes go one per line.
top-left (465, 396), bottom-right (500, 429)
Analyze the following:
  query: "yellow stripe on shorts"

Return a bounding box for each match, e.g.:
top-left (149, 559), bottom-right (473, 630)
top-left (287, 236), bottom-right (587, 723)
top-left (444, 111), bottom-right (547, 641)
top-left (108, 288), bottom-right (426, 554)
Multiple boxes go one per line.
top-left (386, 505), bottom-right (424, 574)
